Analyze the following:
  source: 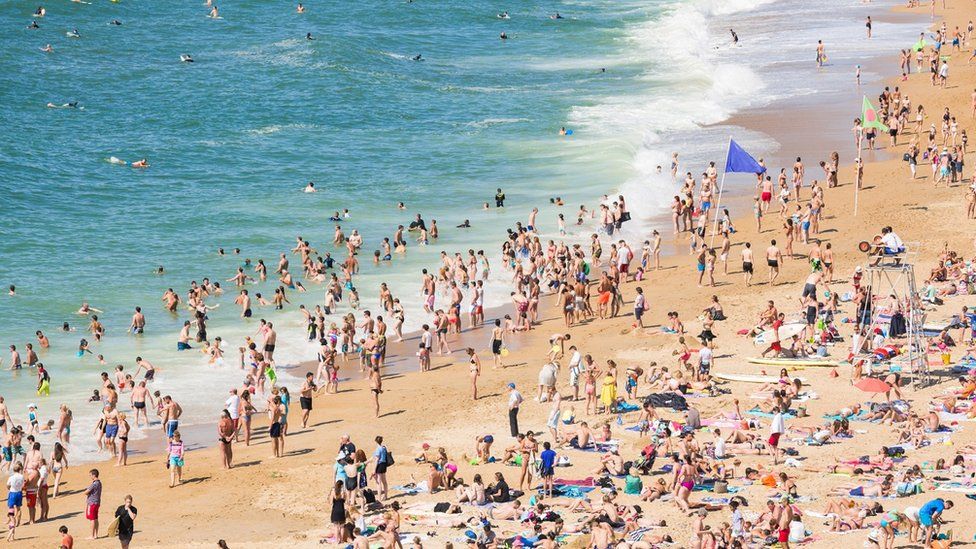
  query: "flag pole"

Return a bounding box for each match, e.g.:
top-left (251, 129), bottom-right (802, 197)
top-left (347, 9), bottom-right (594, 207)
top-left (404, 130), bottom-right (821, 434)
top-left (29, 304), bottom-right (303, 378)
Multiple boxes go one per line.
top-left (853, 158), bottom-right (860, 216)
top-left (709, 136), bottom-right (732, 248)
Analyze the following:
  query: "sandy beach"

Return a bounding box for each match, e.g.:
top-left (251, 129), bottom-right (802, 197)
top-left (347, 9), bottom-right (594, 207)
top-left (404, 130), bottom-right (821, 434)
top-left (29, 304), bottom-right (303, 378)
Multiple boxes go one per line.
top-left (10, 1), bottom-right (976, 549)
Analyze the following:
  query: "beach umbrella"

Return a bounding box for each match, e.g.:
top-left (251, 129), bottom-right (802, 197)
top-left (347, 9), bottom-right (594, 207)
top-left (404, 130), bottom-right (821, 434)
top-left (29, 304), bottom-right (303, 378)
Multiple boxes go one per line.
top-left (855, 377), bottom-right (890, 393)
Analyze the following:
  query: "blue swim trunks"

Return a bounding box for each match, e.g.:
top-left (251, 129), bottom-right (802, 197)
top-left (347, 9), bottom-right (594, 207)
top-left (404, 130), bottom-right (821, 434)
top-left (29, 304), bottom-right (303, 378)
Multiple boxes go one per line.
top-left (7, 491), bottom-right (22, 508)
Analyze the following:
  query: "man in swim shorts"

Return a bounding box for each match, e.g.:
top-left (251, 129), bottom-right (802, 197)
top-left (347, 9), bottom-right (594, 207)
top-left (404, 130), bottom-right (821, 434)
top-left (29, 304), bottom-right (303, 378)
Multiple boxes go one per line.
top-left (300, 372), bottom-right (317, 428)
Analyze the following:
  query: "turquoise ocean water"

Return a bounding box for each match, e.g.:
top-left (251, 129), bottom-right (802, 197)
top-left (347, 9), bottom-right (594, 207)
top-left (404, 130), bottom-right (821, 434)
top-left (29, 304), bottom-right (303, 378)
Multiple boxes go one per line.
top-left (0, 0), bottom-right (921, 458)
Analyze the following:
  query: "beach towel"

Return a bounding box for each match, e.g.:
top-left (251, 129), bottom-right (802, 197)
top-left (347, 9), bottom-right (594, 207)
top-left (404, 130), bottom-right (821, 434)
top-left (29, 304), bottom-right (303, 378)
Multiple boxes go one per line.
top-left (747, 408), bottom-right (797, 419)
top-left (934, 481), bottom-right (976, 493)
top-left (822, 410), bottom-right (869, 422)
top-left (939, 411), bottom-right (974, 422)
top-left (395, 481), bottom-right (430, 495)
top-left (545, 485), bottom-right (596, 499)
top-left (700, 496), bottom-right (732, 504)
top-left (553, 477), bottom-right (596, 487)
top-left (616, 402), bottom-right (640, 412)
top-left (572, 440), bottom-right (620, 453)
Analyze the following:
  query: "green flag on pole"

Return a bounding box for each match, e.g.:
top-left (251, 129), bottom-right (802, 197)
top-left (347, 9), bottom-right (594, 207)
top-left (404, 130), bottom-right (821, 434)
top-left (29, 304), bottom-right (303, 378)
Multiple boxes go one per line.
top-left (862, 96), bottom-right (889, 132)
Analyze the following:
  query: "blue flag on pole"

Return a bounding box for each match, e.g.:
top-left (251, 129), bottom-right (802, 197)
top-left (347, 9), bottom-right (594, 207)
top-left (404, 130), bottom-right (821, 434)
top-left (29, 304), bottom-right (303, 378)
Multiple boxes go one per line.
top-left (724, 139), bottom-right (766, 174)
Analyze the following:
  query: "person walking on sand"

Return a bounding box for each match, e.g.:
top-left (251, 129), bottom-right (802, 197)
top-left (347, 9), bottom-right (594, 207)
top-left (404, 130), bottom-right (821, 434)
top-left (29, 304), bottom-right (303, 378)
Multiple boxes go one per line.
top-left (369, 366), bottom-right (382, 418)
top-left (507, 383), bottom-right (523, 437)
top-left (116, 413), bottom-right (130, 466)
top-left (114, 495), bottom-right (137, 549)
top-left (269, 395), bottom-right (286, 457)
top-left (490, 319), bottom-right (505, 368)
top-left (217, 410), bottom-right (234, 469)
top-left (467, 348), bottom-right (482, 400)
top-left (300, 372), bottom-right (318, 428)
top-left (769, 406), bottom-right (785, 465)
top-left (167, 431), bottom-right (185, 487)
top-left (766, 240), bottom-right (782, 285)
top-left (83, 469), bottom-right (101, 539)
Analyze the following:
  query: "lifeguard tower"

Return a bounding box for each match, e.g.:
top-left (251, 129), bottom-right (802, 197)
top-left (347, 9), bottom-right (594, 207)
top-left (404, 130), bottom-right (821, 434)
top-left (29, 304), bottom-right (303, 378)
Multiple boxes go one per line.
top-left (853, 242), bottom-right (931, 388)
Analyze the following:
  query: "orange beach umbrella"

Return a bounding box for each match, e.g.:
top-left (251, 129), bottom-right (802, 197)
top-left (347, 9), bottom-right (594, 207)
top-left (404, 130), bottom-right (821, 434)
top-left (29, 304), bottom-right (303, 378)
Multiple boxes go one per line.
top-left (855, 377), bottom-right (890, 393)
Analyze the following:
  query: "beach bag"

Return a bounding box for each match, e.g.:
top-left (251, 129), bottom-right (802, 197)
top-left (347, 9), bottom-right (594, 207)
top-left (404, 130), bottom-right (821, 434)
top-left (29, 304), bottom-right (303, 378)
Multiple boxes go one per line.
top-left (714, 481), bottom-right (728, 494)
top-left (362, 488), bottom-right (377, 504)
top-left (384, 450), bottom-right (395, 466)
top-left (644, 392), bottom-right (688, 411)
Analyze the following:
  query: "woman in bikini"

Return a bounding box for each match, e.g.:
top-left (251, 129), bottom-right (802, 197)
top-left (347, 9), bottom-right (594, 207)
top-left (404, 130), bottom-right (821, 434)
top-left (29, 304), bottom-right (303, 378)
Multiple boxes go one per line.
top-left (467, 348), bottom-right (481, 400)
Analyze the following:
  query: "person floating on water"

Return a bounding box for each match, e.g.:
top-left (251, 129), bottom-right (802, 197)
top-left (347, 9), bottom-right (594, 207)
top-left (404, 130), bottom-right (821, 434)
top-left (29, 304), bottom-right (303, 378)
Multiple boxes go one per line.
top-left (131, 158), bottom-right (149, 169)
top-left (35, 6), bottom-right (46, 17)
top-left (550, 12), bottom-right (562, 19)
top-left (499, 32), bottom-right (508, 40)
top-left (41, 44), bottom-right (53, 52)
top-left (456, 220), bottom-right (471, 228)
top-left (412, 54), bottom-right (423, 61)
top-left (306, 32), bottom-right (315, 40)
top-left (497, 11), bottom-right (509, 19)
top-left (110, 20), bottom-right (122, 26)
top-left (28, 21), bottom-right (40, 29)
top-left (67, 28), bottom-right (80, 38)
top-left (180, 54), bottom-right (194, 63)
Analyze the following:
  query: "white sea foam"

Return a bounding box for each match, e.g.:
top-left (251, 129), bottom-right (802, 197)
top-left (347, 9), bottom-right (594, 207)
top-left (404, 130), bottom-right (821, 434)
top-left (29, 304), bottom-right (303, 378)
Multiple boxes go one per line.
top-left (465, 117), bottom-right (531, 128)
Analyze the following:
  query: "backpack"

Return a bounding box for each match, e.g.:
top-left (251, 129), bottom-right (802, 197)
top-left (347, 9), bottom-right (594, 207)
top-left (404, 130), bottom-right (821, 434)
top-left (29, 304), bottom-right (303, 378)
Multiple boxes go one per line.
top-left (384, 449), bottom-right (395, 466)
top-left (362, 488), bottom-right (377, 504)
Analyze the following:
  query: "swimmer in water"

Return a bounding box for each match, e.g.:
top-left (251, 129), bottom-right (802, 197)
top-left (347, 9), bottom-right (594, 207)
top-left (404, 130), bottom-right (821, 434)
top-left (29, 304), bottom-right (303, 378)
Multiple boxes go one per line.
top-left (209, 5), bottom-right (219, 18)
top-left (397, 202), bottom-right (406, 210)
top-left (35, 7), bottom-right (46, 17)
top-left (180, 54), bottom-right (194, 62)
top-left (730, 29), bottom-right (738, 45)
top-left (67, 29), bottom-right (80, 38)
top-left (131, 158), bottom-right (149, 168)
top-left (306, 32), bottom-right (315, 40)
top-left (500, 32), bottom-right (508, 40)
top-left (110, 20), bottom-right (122, 26)
top-left (457, 220), bottom-right (471, 228)
top-left (297, 2), bottom-right (305, 13)
top-left (154, 266), bottom-right (165, 275)
top-left (497, 11), bottom-right (510, 19)
top-left (41, 44), bottom-right (53, 52)
top-left (559, 127), bottom-right (567, 135)
top-left (77, 302), bottom-right (103, 315)
top-left (28, 21), bottom-right (40, 29)
top-left (46, 102), bottom-right (79, 109)
top-left (550, 12), bottom-right (563, 19)
top-left (412, 54), bottom-right (423, 61)
top-left (303, 182), bottom-right (317, 193)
